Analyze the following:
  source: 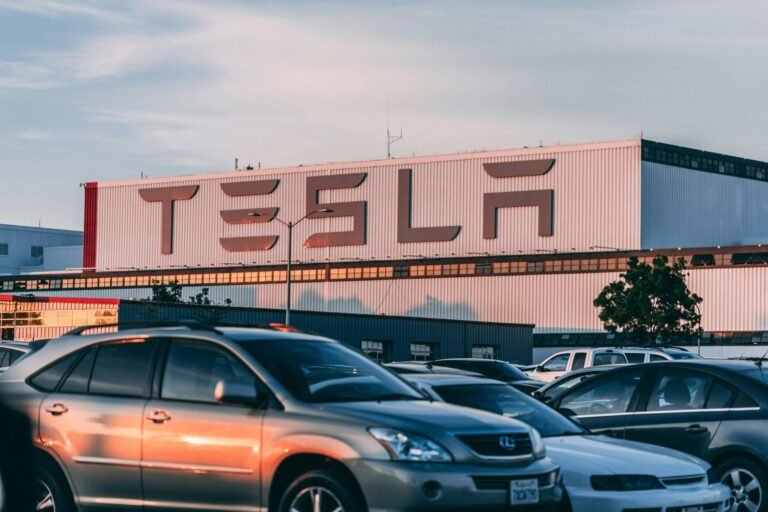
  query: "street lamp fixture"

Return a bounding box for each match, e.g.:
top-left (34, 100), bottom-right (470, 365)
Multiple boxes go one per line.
top-left (248, 208), bottom-right (333, 325)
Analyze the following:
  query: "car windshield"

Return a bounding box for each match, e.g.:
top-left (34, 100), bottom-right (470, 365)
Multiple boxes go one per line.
top-left (235, 339), bottom-right (424, 403)
top-left (433, 383), bottom-right (585, 437)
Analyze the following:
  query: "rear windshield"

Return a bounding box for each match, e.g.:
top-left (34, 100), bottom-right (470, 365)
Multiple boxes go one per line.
top-left (235, 339), bottom-right (423, 403)
top-left (433, 383), bottom-right (584, 438)
top-left (593, 353), bottom-right (627, 365)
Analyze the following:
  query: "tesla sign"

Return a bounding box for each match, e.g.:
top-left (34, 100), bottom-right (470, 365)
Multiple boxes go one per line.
top-left (138, 159), bottom-right (556, 255)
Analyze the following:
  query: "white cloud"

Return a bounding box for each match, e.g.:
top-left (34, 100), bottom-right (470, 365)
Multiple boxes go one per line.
top-left (0, 0), bottom-right (131, 23)
top-left (16, 129), bottom-right (52, 140)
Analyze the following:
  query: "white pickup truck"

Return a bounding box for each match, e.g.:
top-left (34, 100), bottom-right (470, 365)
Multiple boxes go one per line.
top-left (527, 348), bottom-right (628, 382)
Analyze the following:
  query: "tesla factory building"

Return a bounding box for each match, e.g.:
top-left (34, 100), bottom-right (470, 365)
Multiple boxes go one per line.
top-left (5, 138), bottom-right (768, 359)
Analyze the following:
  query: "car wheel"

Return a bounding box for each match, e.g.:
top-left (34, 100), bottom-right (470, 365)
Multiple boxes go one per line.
top-left (35, 462), bottom-right (76, 512)
top-left (278, 468), bottom-right (365, 512)
top-left (715, 457), bottom-right (768, 512)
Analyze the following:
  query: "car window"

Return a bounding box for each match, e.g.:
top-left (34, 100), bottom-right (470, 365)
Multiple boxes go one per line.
top-left (29, 352), bottom-right (81, 391)
top-left (60, 348), bottom-right (97, 394)
top-left (542, 354), bottom-right (570, 372)
top-left (161, 340), bottom-right (255, 404)
top-left (571, 353), bottom-right (587, 370)
top-left (7, 350), bottom-right (23, 365)
top-left (666, 351), bottom-right (701, 360)
top-left (89, 338), bottom-right (157, 397)
top-left (705, 380), bottom-right (736, 409)
top-left (733, 391), bottom-right (758, 408)
top-left (0, 349), bottom-right (9, 368)
top-left (542, 373), bottom-right (595, 401)
top-left (593, 353), bottom-right (626, 365)
top-left (625, 353), bottom-right (645, 364)
top-left (649, 354), bottom-right (667, 362)
top-left (559, 369), bottom-right (642, 416)
top-left (645, 369), bottom-right (712, 412)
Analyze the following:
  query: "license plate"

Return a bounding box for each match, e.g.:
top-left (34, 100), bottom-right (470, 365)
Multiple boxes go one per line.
top-left (510, 479), bottom-right (539, 505)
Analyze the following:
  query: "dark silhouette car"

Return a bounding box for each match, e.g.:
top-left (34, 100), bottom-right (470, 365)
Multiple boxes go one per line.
top-left (431, 359), bottom-right (545, 394)
top-left (549, 359), bottom-right (768, 512)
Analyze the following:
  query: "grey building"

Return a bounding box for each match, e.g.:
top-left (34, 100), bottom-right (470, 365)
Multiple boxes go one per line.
top-left (0, 224), bottom-right (83, 275)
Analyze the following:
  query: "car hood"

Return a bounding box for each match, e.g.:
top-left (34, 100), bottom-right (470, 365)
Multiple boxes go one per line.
top-left (544, 435), bottom-right (709, 487)
top-left (320, 400), bottom-right (533, 434)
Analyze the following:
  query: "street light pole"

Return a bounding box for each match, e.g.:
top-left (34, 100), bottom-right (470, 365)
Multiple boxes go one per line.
top-left (285, 220), bottom-right (293, 326)
top-left (249, 208), bottom-right (332, 326)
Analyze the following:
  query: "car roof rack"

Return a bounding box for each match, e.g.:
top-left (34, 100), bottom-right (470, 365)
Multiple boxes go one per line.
top-left (63, 321), bottom-right (313, 337)
top-left (64, 320), bottom-right (221, 336)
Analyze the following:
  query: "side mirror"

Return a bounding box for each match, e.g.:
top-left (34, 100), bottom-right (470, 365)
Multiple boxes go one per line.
top-left (536, 365), bottom-right (547, 372)
top-left (558, 407), bottom-right (578, 418)
top-left (531, 390), bottom-right (543, 400)
top-left (215, 379), bottom-right (261, 406)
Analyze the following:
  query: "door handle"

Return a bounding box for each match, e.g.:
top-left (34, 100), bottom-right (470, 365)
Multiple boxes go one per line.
top-left (685, 424), bottom-right (708, 435)
top-left (146, 410), bottom-right (172, 424)
top-left (45, 403), bottom-right (68, 416)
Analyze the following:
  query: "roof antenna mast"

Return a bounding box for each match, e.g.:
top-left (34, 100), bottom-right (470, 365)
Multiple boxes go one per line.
top-left (386, 100), bottom-right (403, 158)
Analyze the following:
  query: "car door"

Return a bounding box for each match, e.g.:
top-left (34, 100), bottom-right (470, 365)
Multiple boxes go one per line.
top-left (623, 367), bottom-right (727, 459)
top-left (554, 367), bottom-right (646, 437)
top-left (37, 338), bottom-right (158, 509)
top-left (142, 338), bottom-right (265, 511)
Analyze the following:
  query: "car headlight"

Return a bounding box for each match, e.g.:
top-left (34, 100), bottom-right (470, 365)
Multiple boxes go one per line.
top-left (369, 428), bottom-right (453, 462)
top-left (591, 475), bottom-right (664, 491)
top-left (530, 428), bottom-right (546, 458)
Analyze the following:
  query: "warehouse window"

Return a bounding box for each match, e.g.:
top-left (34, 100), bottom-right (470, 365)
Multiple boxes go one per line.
top-left (410, 342), bottom-right (437, 361)
top-left (361, 340), bottom-right (390, 363)
top-left (471, 345), bottom-right (497, 359)
top-left (31, 246), bottom-right (44, 258)
top-left (0, 243), bottom-right (7, 256)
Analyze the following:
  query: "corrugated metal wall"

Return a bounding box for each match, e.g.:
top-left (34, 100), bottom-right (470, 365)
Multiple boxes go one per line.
top-left (641, 161), bottom-right (768, 248)
top-left (0, 226), bottom-right (83, 274)
top-left (94, 140), bottom-right (642, 270)
top-left (37, 264), bottom-right (768, 334)
top-left (117, 301), bottom-right (534, 363)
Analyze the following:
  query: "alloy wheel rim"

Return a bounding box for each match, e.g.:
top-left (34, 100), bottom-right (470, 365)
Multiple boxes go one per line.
top-left (722, 467), bottom-right (761, 512)
top-left (34, 479), bottom-right (56, 512)
top-left (289, 486), bottom-right (344, 512)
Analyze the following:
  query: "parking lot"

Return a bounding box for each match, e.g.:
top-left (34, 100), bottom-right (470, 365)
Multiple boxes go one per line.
top-left (1, 325), bottom-right (756, 512)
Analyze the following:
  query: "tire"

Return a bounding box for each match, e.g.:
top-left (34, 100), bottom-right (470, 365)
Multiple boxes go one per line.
top-left (715, 457), bottom-right (768, 512)
top-left (34, 462), bottom-right (76, 512)
top-left (278, 468), bottom-right (366, 512)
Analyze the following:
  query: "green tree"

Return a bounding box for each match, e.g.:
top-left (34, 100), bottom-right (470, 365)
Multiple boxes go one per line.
top-left (144, 281), bottom-right (232, 322)
top-left (593, 255), bottom-right (702, 345)
top-left (149, 280), bottom-right (183, 303)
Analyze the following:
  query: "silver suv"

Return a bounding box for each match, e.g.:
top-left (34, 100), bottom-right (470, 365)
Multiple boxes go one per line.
top-left (0, 323), bottom-right (564, 512)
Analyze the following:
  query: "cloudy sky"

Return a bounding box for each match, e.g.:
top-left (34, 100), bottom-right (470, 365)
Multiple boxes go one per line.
top-left (1, 0), bottom-right (766, 230)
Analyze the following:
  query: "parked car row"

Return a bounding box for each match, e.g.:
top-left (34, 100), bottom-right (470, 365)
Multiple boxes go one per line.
top-left (527, 345), bottom-right (702, 381)
top-left (0, 330), bottom-right (738, 512)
